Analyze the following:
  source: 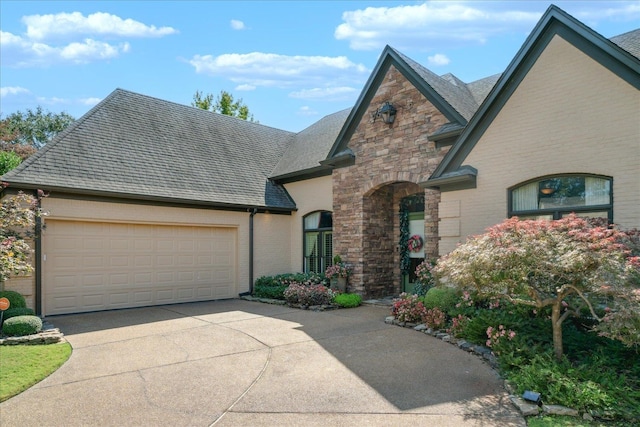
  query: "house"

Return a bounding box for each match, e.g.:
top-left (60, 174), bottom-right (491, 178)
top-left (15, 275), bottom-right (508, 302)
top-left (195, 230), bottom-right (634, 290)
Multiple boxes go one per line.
top-left (2, 5), bottom-right (638, 316)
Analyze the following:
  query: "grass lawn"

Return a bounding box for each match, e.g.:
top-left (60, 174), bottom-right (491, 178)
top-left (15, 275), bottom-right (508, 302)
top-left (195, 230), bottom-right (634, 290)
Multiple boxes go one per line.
top-left (527, 415), bottom-right (634, 426)
top-left (0, 343), bottom-right (72, 402)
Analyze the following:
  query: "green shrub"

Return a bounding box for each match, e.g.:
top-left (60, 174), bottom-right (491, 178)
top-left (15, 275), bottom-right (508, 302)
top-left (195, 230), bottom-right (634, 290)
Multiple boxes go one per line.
top-left (1, 307), bottom-right (35, 326)
top-left (2, 315), bottom-right (42, 336)
top-left (506, 352), bottom-right (638, 419)
top-left (0, 291), bottom-right (27, 309)
top-left (333, 293), bottom-right (362, 308)
top-left (253, 273), bottom-right (327, 300)
top-left (423, 287), bottom-right (460, 312)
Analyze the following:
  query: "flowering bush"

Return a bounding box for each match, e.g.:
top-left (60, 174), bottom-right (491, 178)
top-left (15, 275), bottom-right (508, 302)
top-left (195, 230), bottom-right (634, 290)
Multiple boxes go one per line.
top-left (423, 307), bottom-right (446, 329)
top-left (253, 272), bottom-right (327, 300)
top-left (391, 293), bottom-right (427, 323)
top-left (283, 282), bottom-right (335, 306)
top-left (325, 262), bottom-right (351, 279)
top-left (447, 314), bottom-right (469, 336)
top-left (486, 325), bottom-right (516, 355)
top-left (486, 325), bottom-right (516, 347)
top-left (1, 190), bottom-right (45, 283)
top-left (414, 259), bottom-right (436, 295)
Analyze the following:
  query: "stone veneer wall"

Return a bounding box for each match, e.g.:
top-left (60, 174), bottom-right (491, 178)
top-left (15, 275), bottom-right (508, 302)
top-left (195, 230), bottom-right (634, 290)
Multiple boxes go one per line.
top-left (333, 65), bottom-right (450, 298)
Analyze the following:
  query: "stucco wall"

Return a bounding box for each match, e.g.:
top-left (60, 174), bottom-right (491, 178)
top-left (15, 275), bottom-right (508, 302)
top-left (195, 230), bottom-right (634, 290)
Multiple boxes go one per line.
top-left (35, 197), bottom-right (256, 302)
top-left (284, 175), bottom-right (333, 272)
top-left (439, 35), bottom-right (640, 254)
top-left (253, 211), bottom-right (292, 278)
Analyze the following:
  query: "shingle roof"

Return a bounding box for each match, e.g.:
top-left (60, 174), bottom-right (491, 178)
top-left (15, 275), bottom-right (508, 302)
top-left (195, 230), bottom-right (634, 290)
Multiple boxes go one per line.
top-left (466, 73), bottom-right (502, 105)
top-left (270, 108), bottom-right (351, 179)
top-left (2, 89), bottom-right (297, 210)
top-left (392, 49), bottom-right (483, 121)
top-left (610, 28), bottom-right (640, 59)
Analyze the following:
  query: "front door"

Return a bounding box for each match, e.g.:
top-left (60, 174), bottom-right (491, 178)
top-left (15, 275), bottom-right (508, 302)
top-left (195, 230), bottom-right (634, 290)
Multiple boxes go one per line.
top-left (400, 194), bottom-right (425, 294)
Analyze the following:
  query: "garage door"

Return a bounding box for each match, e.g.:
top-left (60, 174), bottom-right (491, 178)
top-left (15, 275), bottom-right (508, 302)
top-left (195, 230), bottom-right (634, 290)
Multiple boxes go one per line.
top-left (43, 220), bottom-right (237, 315)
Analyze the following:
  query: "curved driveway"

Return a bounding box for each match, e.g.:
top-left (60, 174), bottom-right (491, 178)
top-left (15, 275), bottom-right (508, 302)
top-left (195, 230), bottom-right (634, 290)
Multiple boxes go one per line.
top-left (1, 299), bottom-right (525, 426)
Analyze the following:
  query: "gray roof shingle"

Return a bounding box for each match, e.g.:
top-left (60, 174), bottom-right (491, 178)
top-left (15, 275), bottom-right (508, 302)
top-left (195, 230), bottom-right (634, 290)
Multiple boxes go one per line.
top-left (3, 89), bottom-right (297, 210)
top-left (391, 48), bottom-right (482, 121)
top-left (270, 108), bottom-right (351, 179)
top-left (610, 28), bottom-right (640, 59)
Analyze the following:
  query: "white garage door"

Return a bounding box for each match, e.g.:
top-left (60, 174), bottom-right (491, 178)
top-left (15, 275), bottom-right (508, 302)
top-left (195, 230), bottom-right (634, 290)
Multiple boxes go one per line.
top-left (43, 220), bottom-right (237, 315)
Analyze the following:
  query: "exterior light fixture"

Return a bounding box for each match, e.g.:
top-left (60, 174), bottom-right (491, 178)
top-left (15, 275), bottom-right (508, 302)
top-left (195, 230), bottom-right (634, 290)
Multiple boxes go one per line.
top-left (373, 101), bottom-right (397, 124)
top-left (522, 390), bottom-right (542, 406)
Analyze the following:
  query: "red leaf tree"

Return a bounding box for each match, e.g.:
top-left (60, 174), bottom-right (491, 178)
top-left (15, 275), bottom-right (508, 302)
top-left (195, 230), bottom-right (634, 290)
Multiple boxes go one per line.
top-left (434, 215), bottom-right (640, 360)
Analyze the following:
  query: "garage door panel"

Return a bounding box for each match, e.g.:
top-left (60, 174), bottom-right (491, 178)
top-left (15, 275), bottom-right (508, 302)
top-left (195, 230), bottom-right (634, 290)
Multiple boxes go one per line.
top-left (43, 220), bottom-right (237, 315)
top-left (134, 255), bottom-right (153, 267)
top-left (157, 240), bottom-right (174, 251)
top-left (109, 293), bottom-right (129, 305)
top-left (82, 294), bottom-right (105, 308)
top-left (134, 272), bottom-right (153, 285)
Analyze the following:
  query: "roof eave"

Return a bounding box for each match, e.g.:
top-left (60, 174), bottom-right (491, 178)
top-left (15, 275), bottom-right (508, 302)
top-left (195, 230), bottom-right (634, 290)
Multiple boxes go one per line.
top-left (319, 149), bottom-right (355, 168)
top-left (270, 165), bottom-right (333, 184)
top-left (420, 166), bottom-right (477, 191)
top-left (3, 181), bottom-right (297, 213)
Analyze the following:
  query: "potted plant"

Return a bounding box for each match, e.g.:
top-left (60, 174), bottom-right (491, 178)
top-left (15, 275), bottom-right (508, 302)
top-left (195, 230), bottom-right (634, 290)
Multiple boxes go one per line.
top-left (325, 255), bottom-right (351, 292)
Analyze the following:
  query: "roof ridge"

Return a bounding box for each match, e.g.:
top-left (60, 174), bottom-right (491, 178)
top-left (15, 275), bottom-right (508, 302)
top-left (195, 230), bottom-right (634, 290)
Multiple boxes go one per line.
top-left (110, 88), bottom-right (298, 135)
top-left (2, 90), bottom-right (121, 181)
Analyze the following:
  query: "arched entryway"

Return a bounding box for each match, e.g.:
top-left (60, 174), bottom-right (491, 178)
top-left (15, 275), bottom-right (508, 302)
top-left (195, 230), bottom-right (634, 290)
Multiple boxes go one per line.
top-left (359, 181), bottom-right (435, 298)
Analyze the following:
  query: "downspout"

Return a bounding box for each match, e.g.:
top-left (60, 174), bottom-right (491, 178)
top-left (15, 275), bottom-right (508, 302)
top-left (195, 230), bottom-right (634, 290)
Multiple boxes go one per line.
top-left (34, 193), bottom-right (43, 316)
top-left (239, 208), bottom-right (258, 296)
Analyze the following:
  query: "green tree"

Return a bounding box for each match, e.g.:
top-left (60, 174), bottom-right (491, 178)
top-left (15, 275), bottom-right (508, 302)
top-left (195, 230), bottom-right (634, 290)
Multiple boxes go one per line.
top-left (192, 90), bottom-right (255, 121)
top-left (3, 107), bottom-right (75, 149)
top-left (0, 151), bottom-right (22, 175)
top-left (433, 215), bottom-right (640, 360)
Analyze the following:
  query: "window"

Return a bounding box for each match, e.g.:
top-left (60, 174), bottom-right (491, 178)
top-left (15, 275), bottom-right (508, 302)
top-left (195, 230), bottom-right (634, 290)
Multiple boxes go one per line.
top-left (303, 211), bottom-right (333, 274)
top-left (509, 175), bottom-right (612, 221)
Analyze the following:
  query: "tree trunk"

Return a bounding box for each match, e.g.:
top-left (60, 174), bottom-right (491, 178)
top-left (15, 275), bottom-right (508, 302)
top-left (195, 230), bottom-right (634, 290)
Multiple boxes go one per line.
top-left (551, 302), bottom-right (564, 361)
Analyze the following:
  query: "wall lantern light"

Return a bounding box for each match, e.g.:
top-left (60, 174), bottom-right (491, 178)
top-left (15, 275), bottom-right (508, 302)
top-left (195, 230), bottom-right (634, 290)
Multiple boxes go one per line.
top-left (373, 101), bottom-right (397, 124)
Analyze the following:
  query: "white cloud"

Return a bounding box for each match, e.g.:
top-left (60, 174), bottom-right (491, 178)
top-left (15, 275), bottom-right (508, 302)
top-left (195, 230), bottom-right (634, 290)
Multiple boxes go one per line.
top-left (1, 31), bottom-right (130, 66)
top-left (36, 96), bottom-right (69, 105)
top-left (235, 84), bottom-right (256, 91)
top-left (297, 106), bottom-right (318, 116)
top-left (573, 2), bottom-right (640, 21)
top-left (427, 53), bottom-right (450, 66)
top-left (79, 97), bottom-right (102, 106)
top-left (22, 12), bottom-right (177, 40)
top-left (230, 19), bottom-right (246, 30)
top-left (334, 1), bottom-right (542, 50)
top-left (1, 12), bottom-right (176, 67)
top-left (189, 52), bottom-right (369, 88)
top-left (289, 86), bottom-right (357, 100)
top-left (0, 86), bottom-right (30, 97)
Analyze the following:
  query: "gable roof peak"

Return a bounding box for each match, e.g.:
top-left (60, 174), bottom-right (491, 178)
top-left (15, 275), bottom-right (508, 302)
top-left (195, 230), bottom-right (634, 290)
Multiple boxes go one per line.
top-left (426, 4), bottom-right (640, 187)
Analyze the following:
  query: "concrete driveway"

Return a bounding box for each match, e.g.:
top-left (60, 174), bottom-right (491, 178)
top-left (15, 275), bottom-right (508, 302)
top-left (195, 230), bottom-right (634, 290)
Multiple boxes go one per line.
top-left (0, 299), bottom-right (525, 426)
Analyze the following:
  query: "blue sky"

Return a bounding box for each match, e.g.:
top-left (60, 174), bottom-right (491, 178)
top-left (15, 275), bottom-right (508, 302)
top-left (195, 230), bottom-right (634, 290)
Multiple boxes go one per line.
top-left (1, 1), bottom-right (638, 132)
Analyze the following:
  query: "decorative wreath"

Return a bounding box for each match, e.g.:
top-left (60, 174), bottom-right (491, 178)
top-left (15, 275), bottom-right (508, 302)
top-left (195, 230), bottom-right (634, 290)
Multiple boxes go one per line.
top-left (408, 234), bottom-right (424, 252)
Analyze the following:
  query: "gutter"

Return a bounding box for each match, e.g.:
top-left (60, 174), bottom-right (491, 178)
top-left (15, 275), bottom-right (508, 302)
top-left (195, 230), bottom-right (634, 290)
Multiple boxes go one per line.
top-left (239, 208), bottom-right (258, 297)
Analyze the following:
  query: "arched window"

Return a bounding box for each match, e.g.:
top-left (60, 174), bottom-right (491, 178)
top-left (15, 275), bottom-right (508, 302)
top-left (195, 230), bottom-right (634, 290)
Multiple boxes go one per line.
top-left (509, 175), bottom-right (612, 221)
top-left (303, 211), bottom-right (333, 274)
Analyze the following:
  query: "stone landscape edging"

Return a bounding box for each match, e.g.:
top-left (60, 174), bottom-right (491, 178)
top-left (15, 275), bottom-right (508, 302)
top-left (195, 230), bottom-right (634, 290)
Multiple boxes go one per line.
top-left (385, 315), bottom-right (598, 422)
